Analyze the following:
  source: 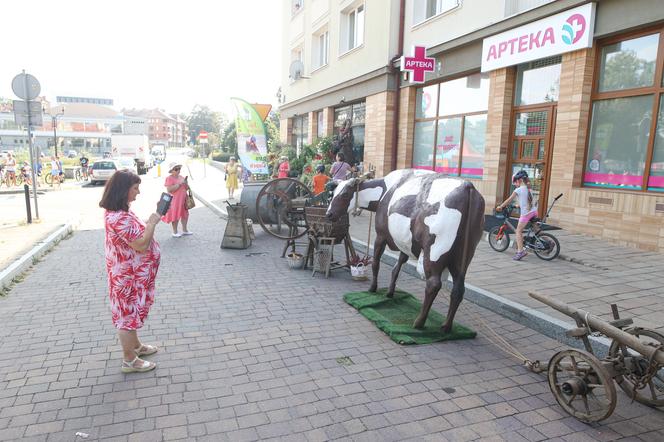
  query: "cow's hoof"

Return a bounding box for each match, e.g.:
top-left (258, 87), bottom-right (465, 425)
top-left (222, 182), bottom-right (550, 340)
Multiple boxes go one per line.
top-left (440, 324), bottom-right (452, 334)
top-left (386, 291), bottom-right (394, 298)
top-left (368, 284), bottom-right (377, 293)
top-left (412, 318), bottom-right (425, 329)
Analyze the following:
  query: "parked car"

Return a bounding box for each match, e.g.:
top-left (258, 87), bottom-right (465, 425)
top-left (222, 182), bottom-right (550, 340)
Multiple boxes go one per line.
top-left (115, 157), bottom-right (138, 174)
top-left (89, 160), bottom-right (119, 185)
top-left (67, 150), bottom-right (78, 158)
top-left (102, 151), bottom-right (112, 159)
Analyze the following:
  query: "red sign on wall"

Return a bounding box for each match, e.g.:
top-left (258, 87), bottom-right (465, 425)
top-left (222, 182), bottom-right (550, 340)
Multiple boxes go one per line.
top-left (401, 46), bottom-right (435, 84)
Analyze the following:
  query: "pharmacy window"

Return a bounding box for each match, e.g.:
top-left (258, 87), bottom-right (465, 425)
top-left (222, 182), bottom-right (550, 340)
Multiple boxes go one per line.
top-left (584, 30), bottom-right (664, 192)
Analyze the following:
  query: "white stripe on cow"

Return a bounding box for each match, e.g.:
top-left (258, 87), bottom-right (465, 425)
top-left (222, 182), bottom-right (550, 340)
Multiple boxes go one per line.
top-left (388, 213), bottom-right (416, 260)
top-left (386, 175), bottom-right (426, 260)
top-left (354, 186), bottom-right (384, 211)
top-left (383, 169), bottom-right (433, 193)
top-left (326, 179), bottom-right (353, 216)
top-left (424, 179), bottom-right (464, 262)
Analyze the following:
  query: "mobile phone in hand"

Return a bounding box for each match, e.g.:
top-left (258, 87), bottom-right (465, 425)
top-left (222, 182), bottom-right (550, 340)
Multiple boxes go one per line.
top-left (156, 192), bottom-right (173, 216)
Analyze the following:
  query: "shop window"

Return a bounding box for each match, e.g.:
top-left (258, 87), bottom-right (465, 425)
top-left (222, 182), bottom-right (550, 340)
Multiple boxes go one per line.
top-left (598, 34), bottom-right (658, 92)
top-left (316, 111), bottom-right (325, 139)
top-left (585, 95), bottom-right (652, 190)
top-left (514, 56), bottom-right (561, 106)
top-left (412, 73), bottom-right (489, 178)
top-left (416, 85), bottom-right (438, 119)
top-left (584, 31), bottom-right (664, 192)
top-left (413, 0), bottom-right (459, 25)
top-left (292, 114), bottom-right (309, 154)
top-left (333, 102), bottom-right (365, 165)
top-left (649, 97), bottom-right (664, 191)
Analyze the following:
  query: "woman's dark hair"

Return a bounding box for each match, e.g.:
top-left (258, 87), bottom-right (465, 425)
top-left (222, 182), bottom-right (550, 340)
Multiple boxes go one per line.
top-left (336, 152), bottom-right (345, 162)
top-left (99, 170), bottom-right (141, 212)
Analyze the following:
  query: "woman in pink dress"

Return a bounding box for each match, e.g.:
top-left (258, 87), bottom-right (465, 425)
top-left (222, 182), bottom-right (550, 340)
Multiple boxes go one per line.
top-left (100, 170), bottom-right (162, 373)
top-left (162, 162), bottom-right (192, 238)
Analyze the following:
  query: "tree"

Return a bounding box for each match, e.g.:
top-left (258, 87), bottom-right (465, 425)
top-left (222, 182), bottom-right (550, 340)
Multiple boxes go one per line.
top-left (220, 121), bottom-right (237, 154)
top-left (186, 104), bottom-right (222, 141)
top-left (265, 111), bottom-right (281, 153)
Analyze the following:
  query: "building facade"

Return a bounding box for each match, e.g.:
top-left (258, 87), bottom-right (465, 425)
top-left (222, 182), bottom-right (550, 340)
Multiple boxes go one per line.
top-left (0, 101), bottom-right (123, 155)
top-left (123, 109), bottom-right (188, 147)
top-left (280, 0), bottom-right (664, 251)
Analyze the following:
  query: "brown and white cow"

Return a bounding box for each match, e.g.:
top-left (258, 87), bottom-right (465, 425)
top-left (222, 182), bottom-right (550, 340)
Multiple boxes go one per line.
top-left (326, 169), bottom-right (485, 333)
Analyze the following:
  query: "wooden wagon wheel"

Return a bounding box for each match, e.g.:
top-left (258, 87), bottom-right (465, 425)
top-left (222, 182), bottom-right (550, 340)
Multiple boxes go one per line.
top-left (547, 349), bottom-right (617, 423)
top-left (609, 327), bottom-right (664, 407)
top-left (255, 178), bottom-right (312, 240)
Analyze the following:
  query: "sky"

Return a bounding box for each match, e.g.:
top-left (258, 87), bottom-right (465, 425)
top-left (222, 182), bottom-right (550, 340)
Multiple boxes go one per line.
top-left (0, 0), bottom-right (283, 117)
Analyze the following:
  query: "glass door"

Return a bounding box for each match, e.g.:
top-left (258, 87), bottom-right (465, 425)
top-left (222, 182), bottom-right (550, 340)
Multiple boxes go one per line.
top-left (508, 105), bottom-right (556, 216)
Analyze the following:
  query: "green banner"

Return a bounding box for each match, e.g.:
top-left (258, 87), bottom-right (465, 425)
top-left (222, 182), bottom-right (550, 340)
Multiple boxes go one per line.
top-left (231, 98), bottom-right (269, 175)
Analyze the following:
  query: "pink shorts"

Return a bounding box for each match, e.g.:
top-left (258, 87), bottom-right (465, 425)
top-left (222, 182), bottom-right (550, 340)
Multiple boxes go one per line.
top-left (519, 211), bottom-right (537, 224)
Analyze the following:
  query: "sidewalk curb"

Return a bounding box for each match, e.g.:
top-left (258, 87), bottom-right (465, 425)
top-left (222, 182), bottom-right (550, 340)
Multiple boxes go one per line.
top-left (0, 224), bottom-right (74, 291)
top-left (191, 189), bottom-right (228, 220)
top-left (194, 193), bottom-right (611, 355)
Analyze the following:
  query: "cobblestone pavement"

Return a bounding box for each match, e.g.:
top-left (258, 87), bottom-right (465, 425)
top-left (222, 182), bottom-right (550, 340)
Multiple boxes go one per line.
top-left (1, 204), bottom-right (663, 441)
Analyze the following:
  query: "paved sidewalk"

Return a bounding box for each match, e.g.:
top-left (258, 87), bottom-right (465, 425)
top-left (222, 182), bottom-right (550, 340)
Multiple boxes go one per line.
top-left (1, 204), bottom-right (662, 441)
top-left (0, 223), bottom-right (64, 274)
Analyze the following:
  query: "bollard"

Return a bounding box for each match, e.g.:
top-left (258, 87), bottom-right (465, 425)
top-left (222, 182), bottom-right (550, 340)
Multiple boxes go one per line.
top-left (157, 163), bottom-right (161, 177)
top-left (24, 184), bottom-right (32, 224)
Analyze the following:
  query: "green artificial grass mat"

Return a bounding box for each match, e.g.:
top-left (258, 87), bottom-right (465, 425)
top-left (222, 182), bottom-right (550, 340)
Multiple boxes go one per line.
top-left (343, 288), bottom-right (476, 345)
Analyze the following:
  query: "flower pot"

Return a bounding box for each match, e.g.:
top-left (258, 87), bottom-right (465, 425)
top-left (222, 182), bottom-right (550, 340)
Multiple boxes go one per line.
top-left (287, 252), bottom-right (304, 270)
top-left (350, 263), bottom-right (369, 281)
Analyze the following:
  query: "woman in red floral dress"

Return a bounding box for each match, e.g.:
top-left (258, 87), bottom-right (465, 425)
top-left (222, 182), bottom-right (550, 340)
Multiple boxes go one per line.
top-left (100, 170), bottom-right (162, 373)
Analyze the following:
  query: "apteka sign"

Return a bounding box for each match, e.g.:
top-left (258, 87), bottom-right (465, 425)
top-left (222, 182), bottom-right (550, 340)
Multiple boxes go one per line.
top-left (481, 3), bottom-right (595, 72)
top-left (401, 46), bottom-right (435, 84)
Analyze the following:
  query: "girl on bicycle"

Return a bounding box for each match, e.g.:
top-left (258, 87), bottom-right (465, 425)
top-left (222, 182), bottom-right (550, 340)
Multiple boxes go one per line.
top-left (496, 170), bottom-right (537, 261)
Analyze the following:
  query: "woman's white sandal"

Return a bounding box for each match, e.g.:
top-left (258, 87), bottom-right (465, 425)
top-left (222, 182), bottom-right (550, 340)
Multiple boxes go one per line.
top-left (134, 344), bottom-right (158, 357)
top-left (121, 357), bottom-right (156, 373)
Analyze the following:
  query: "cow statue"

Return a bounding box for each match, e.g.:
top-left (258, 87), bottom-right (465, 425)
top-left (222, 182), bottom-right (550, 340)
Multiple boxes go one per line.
top-left (326, 169), bottom-right (485, 333)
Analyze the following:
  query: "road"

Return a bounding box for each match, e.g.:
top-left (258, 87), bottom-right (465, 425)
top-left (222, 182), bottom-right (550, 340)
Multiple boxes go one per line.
top-left (0, 152), bottom-right (194, 232)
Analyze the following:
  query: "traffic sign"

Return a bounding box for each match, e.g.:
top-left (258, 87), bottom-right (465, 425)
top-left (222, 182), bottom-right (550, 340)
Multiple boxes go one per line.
top-left (13, 100), bottom-right (42, 115)
top-left (198, 131), bottom-right (208, 138)
top-left (14, 112), bottom-right (43, 127)
top-left (11, 72), bottom-right (41, 100)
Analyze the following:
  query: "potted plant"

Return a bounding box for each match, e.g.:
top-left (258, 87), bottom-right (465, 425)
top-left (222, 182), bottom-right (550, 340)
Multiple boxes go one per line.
top-left (348, 255), bottom-right (372, 281)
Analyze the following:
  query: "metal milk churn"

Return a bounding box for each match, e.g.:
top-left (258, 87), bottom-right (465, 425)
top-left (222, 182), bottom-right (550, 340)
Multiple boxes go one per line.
top-left (221, 202), bottom-right (252, 249)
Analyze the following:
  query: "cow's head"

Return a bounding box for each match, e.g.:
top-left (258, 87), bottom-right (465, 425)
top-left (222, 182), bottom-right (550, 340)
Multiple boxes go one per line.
top-left (326, 178), bottom-right (358, 222)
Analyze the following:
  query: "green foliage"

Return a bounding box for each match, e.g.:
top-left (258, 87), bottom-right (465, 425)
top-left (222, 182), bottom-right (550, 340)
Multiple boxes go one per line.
top-left (220, 121), bottom-right (237, 154)
top-left (186, 104), bottom-right (223, 145)
top-left (315, 136), bottom-right (335, 163)
top-left (211, 151), bottom-right (233, 162)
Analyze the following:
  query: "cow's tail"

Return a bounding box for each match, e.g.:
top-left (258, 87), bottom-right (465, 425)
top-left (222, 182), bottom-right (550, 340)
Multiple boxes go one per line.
top-left (459, 182), bottom-right (484, 273)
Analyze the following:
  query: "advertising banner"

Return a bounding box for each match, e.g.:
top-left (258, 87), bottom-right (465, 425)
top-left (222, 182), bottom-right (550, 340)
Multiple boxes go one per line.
top-left (231, 98), bottom-right (269, 175)
top-left (481, 3), bottom-right (595, 72)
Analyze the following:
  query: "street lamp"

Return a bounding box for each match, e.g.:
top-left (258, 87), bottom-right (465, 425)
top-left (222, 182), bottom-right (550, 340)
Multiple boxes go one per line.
top-left (50, 106), bottom-right (65, 157)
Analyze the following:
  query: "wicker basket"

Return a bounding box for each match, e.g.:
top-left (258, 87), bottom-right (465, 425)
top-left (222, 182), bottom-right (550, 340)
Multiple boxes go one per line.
top-left (305, 206), bottom-right (350, 243)
top-left (286, 253), bottom-right (304, 269)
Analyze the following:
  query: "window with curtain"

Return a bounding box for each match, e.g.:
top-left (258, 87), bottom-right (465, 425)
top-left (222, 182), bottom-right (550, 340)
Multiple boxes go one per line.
top-left (583, 32), bottom-right (663, 192)
top-left (412, 73), bottom-right (489, 178)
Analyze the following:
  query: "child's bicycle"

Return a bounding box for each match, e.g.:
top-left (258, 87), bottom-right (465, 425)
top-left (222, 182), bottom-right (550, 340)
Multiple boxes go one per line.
top-left (488, 193), bottom-right (563, 261)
